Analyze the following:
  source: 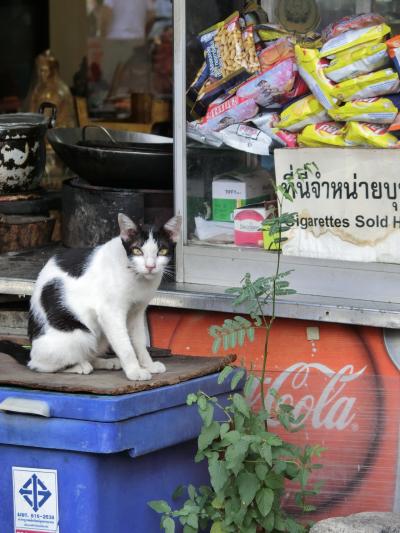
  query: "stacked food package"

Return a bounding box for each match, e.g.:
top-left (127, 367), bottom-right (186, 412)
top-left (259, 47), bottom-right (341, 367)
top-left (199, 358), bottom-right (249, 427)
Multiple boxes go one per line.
top-left (187, 8), bottom-right (400, 152)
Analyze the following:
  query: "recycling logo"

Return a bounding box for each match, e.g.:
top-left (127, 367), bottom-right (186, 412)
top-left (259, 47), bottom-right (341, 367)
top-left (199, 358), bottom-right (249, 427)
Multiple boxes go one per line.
top-left (19, 473), bottom-right (52, 512)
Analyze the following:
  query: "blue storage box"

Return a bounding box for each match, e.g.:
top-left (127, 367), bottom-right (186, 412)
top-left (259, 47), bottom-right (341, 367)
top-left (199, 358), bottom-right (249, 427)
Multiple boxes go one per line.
top-left (0, 372), bottom-right (236, 533)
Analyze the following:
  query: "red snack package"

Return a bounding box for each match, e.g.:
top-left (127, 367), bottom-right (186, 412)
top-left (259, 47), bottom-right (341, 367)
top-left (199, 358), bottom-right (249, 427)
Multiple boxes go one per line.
top-left (322, 13), bottom-right (385, 43)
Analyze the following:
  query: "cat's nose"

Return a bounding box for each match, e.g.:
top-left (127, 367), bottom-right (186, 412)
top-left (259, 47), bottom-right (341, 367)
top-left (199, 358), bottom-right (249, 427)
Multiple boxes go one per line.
top-left (146, 265), bottom-right (155, 272)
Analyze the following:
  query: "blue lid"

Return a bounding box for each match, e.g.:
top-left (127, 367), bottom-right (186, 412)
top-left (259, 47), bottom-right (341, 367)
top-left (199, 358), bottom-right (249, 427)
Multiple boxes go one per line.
top-left (0, 372), bottom-right (235, 423)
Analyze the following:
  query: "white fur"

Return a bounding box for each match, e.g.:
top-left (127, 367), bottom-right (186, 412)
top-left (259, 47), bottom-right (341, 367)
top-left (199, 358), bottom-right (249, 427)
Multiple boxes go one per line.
top-left (28, 215), bottom-right (181, 381)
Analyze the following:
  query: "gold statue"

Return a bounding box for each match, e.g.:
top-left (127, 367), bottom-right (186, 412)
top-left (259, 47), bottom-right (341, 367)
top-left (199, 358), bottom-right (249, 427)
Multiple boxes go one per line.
top-left (26, 49), bottom-right (76, 128)
top-left (26, 50), bottom-right (76, 188)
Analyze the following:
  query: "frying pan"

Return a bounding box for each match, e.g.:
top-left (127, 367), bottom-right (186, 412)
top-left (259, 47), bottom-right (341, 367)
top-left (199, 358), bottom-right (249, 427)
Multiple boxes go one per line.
top-left (47, 126), bottom-right (173, 189)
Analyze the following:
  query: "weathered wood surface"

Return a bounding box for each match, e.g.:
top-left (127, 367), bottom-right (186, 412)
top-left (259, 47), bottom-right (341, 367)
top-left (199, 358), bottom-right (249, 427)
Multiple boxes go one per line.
top-left (0, 215), bottom-right (54, 253)
top-left (0, 351), bottom-right (236, 395)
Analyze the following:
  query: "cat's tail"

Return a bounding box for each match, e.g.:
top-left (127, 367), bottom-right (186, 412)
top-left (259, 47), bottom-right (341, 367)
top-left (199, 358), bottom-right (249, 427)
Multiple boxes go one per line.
top-left (0, 340), bottom-right (30, 366)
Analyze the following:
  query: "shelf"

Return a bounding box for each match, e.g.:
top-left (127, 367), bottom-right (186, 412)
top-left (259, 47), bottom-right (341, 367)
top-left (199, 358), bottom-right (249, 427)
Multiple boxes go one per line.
top-left (0, 245), bottom-right (399, 328)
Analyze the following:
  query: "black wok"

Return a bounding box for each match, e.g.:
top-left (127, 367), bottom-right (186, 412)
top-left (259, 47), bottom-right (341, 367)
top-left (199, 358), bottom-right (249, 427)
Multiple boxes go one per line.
top-left (47, 126), bottom-right (173, 189)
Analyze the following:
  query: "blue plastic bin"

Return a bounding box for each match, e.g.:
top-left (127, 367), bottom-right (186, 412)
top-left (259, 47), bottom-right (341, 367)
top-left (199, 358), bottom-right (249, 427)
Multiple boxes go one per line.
top-left (0, 372), bottom-right (235, 533)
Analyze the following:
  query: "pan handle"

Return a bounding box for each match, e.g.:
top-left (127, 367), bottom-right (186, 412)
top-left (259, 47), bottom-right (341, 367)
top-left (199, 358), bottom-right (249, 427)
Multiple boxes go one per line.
top-left (82, 125), bottom-right (117, 144)
top-left (38, 101), bottom-right (57, 129)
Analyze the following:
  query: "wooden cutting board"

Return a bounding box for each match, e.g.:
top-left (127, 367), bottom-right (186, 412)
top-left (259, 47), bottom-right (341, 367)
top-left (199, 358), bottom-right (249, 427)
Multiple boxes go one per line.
top-left (0, 350), bottom-right (236, 395)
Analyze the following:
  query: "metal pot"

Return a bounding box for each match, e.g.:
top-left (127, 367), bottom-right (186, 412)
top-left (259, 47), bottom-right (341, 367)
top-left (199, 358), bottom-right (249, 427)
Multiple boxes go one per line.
top-left (0, 102), bottom-right (57, 194)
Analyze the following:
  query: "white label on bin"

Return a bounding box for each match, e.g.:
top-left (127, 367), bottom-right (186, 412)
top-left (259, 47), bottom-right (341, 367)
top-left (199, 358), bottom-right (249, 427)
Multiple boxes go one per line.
top-left (12, 467), bottom-right (59, 533)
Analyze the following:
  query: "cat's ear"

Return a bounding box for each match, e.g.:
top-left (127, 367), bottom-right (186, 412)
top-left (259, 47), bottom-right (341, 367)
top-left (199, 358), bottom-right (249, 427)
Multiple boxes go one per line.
top-left (118, 213), bottom-right (138, 241)
top-left (163, 215), bottom-right (182, 243)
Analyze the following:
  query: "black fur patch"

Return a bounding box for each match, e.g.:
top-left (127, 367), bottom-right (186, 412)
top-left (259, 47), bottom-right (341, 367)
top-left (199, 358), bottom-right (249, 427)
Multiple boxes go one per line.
top-left (41, 279), bottom-right (90, 333)
top-left (121, 224), bottom-right (174, 258)
top-left (54, 248), bottom-right (94, 278)
top-left (28, 309), bottom-right (44, 340)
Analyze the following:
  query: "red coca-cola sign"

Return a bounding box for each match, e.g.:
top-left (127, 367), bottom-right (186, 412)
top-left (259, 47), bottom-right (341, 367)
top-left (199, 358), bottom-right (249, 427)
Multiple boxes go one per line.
top-left (149, 309), bottom-right (400, 519)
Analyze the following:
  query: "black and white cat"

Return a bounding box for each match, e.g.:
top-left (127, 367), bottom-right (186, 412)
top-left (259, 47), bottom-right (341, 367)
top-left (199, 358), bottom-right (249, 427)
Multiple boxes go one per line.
top-left (27, 213), bottom-right (181, 381)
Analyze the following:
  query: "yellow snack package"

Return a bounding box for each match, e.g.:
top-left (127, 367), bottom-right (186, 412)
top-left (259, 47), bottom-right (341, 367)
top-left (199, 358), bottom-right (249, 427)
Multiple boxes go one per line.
top-left (319, 23), bottom-right (391, 58)
top-left (324, 43), bottom-right (389, 83)
top-left (298, 122), bottom-right (348, 147)
top-left (256, 23), bottom-right (291, 42)
top-left (344, 122), bottom-right (399, 148)
top-left (332, 69), bottom-right (400, 102)
top-left (328, 37), bottom-right (384, 60)
top-left (295, 45), bottom-right (337, 110)
top-left (278, 94), bottom-right (330, 132)
top-left (328, 98), bottom-right (398, 124)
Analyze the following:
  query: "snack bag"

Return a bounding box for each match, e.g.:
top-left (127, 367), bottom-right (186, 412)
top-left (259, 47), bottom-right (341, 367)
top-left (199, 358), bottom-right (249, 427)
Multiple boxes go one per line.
top-left (187, 62), bottom-right (210, 108)
top-left (215, 123), bottom-right (280, 155)
top-left (200, 94), bottom-right (258, 132)
top-left (186, 120), bottom-right (224, 147)
top-left (319, 23), bottom-right (391, 58)
top-left (322, 13), bottom-right (386, 42)
top-left (191, 68), bottom-right (252, 118)
top-left (332, 68), bottom-right (400, 101)
top-left (328, 97), bottom-right (398, 124)
top-left (199, 11), bottom-right (248, 79)
top-left (241, 25), bottom-right (260, 73)
top-left (278, 74), bottom-right (309, 104)
top-left (236, 57), bottom-right (296, 106)
top-left (247, 111), bottom-right (280, 133)
top-left (272, 129), bottom-right (298, 147)
top-left (278, 94), bottom-right (330, 132)
top-left (345, 122), bottom-right (399, 148)
top-left (255, 23), bottom-right (291, 42)
top-left (298, 122), bottom-right (348, 147)
top-left (325, 43), bottom-right (389, 82)
top-left (295, 45), bottom-right (337, 109)
top-left (329, 37), bottom-right (385, 61)
top-left (258, 38), bottom-right (295, 70)
top-left (386, 35), bottom-right (400, 76)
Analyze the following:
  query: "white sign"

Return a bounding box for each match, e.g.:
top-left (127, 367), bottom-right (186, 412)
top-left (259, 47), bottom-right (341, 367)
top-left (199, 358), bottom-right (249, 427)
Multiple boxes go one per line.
top-left (275, 148), bottom-right (400, 263)
top-left (13, 467), bottom-right (59, 533)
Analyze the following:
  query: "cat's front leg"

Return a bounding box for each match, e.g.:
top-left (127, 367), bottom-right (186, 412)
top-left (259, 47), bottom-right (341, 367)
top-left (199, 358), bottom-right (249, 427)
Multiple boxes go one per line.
top-left (98, 310), bottom-right (152, 381)
top-left (128, 306), bottom-right (166, 374)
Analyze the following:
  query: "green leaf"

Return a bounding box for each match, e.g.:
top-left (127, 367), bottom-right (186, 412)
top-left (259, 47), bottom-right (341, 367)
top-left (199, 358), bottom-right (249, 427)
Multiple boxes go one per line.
top-left (237, 472), bottom-right (261, 506)
top-left (183, 525), bottom-right (196, 533)
top-left (212, 337), bottom-right (221, 353)
top-left (198, 396), bottom-right (207, 411)
top-left (261, 512), bottom-right (275, 531)
top-left (211, 495), bottom-right (224, 509)
top-left (247, 327), bottom-right (255, 342)
top-left (223, 335), bottom-right (229, 351)
top-left (208, 458), bottom-right (229, 493)
top-left (220, 422), bottom-right (230, 438)
top-left (255, 463), bottom-right (269, 481)
top-left (231, 369), bottom-right (245, 390)
top-left (222, 430), bottom-right (241, 444)
top-left (243, 374), bottom-right (255, 398)
top-left (198, 421), bottom-right (220, 451)
top-left (210, 522), bottom-right (225, 533)
top-left (186, 393), bottom-right (197, 406)
top-left (162, 516), bottom-right (175, 533)
top-left (259, 443), bottom-right (272, 466)
top-left (238, 328), bottom-right (246, 347)
top-left (265, 434), bottom-right (282, 446)
top-left (265, 472), bottom-right (284, 489)
top-left (172, 485), bottom-right (184, 500)
top-left (199, 403), bottom-right (214, 427)
top-left (148, 500), bottom-right (171, 514)
top-left (255, 487), bottom-right (274, 517)
top-left (187, 513), bottom-right (198, 529)
top-left (274, 515), bottom-right (288, 531)
top-left (188, 485), bottom-right (196, 500)
top-left (218, 366), bottom-right (233, 384)
top-left (225, 440), bottom-right (249, 475)
top-left (232, 393), bottom-right (250, 418)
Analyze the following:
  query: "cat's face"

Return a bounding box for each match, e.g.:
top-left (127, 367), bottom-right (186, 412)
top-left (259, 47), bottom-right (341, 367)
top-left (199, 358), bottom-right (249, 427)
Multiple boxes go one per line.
top-left (118, 214), bottom-right (181, 279)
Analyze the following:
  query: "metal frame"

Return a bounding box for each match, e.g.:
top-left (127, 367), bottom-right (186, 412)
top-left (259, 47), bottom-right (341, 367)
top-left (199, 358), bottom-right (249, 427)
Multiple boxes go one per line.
top-left (172, 0), bottom-right (400, 328)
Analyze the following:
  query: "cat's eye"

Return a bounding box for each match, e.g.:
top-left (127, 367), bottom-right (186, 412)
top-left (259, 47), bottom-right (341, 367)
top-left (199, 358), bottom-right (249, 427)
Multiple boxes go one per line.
top-left (158, 248), bottom-right (169, 256)
top-left (131, 247), bottom-right (143, 256)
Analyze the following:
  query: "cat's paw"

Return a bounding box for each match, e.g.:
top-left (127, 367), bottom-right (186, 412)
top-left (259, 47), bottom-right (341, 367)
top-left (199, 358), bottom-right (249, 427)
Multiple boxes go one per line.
top-left (124, 366), bottom-right (152, 381)
top-left (63, 361), bottom-right (94, 375)
top-left (144, 361), bottom-right (166, 374)
top-left (93, 357), bottom-right (122, 370)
